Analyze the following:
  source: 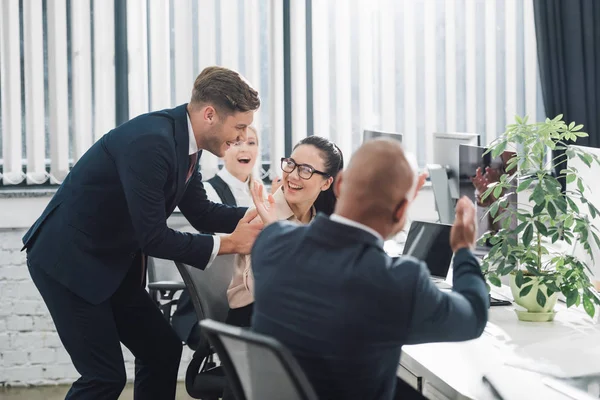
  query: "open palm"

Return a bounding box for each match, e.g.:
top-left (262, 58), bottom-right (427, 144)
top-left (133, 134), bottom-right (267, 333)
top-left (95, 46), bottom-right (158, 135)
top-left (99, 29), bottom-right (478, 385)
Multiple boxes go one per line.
top-left (251, 180), bottom-right (277, 226)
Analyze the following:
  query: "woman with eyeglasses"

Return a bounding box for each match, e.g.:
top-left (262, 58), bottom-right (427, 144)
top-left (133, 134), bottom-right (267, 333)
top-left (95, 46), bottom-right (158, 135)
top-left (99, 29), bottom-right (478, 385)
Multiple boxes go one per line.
top-left (225, 135), bottom-right (344, 327)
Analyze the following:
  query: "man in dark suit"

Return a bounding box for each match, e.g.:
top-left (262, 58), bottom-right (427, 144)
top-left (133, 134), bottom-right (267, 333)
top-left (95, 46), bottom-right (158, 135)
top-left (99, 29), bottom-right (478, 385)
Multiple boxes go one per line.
top-left (23, 66), bottom-right (263, 399)
top-left (249, 139), bottom-right (489, 400)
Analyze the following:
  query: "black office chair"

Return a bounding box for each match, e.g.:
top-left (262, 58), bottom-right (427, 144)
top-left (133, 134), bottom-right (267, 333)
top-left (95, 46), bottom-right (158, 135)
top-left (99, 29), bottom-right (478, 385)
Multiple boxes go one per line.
top-left (175, 255), bottom-right (237, 399)
top-left (200, 319), bottom-right (318, 400)
top-left (147, 257), bottom-right (186, 320)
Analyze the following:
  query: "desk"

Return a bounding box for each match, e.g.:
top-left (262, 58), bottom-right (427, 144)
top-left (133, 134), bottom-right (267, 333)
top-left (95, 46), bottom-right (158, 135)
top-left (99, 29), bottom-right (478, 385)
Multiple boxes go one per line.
top-left (396, 285), bottom-right (600, 399)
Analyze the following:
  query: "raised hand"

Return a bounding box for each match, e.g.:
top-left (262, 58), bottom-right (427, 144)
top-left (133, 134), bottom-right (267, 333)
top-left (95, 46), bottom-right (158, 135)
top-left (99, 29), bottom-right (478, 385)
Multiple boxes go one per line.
top-left (450, 196), bottom-right (477, 253)
top-left (270, 176), bottom-right (283, 195)
top-left (251, 180), bottom-right (277, 226)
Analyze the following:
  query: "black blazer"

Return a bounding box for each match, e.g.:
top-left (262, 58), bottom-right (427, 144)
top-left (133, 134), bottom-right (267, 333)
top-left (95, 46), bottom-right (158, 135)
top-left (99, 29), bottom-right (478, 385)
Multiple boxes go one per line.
top-left (22, 104), bottom-right (246, 304)
top-left (251, 214), bottom-right (489, 400)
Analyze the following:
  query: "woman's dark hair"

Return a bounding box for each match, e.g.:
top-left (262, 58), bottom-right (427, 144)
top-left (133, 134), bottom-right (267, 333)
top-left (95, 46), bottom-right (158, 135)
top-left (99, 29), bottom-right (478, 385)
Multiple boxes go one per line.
top-left (293, 136), bottom-right (344, 216)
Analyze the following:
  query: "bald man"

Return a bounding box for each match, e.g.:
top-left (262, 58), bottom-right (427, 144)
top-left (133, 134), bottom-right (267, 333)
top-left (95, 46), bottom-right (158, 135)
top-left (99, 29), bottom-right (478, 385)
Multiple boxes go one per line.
top-left (249, 139), bottom-right (489, 400)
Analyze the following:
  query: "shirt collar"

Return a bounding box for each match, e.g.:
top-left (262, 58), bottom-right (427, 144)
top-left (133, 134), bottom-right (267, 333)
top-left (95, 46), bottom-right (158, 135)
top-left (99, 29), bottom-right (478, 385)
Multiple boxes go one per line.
top-left (329, 214), bottom-right (385, 246)
top-left (272, 188), bottom-right (315, 222)
top-left (186, 114), bottom-right (198, 155)
top-left (218, 167), bottom-right (251, 192)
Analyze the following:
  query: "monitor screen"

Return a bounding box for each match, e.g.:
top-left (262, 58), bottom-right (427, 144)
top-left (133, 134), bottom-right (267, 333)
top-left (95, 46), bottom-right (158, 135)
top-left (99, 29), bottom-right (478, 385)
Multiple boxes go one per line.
top-left (458, 144), bottom-right (517, 246)
top-left (402, 221), bottom-right (453, 278)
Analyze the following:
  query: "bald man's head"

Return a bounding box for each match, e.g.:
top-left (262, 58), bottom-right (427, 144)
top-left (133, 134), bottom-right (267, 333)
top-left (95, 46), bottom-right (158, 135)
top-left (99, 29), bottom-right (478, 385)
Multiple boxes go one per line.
top-left (334, 138), bottom-right (417, 236)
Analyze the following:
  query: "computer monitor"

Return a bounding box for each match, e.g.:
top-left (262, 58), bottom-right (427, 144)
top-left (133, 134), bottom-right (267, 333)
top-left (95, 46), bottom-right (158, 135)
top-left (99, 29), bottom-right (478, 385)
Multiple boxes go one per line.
top-left (458, 144), bottom-right (517, 248)
top-left (363, 129), bottom-right (403, 144)
top-left (433, 132), bottom-right (479, 200)
top-left (428, 164), bottom-right (455, 224)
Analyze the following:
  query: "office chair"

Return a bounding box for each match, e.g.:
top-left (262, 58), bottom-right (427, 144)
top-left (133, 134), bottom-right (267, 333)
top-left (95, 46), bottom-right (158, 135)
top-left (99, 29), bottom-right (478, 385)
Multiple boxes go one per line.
top-left (146, 257), bottom-right (186, 319)
top-left (174, 255), bottom-right (237, 400)
top-left (200, 319), bottom-right (318, 400)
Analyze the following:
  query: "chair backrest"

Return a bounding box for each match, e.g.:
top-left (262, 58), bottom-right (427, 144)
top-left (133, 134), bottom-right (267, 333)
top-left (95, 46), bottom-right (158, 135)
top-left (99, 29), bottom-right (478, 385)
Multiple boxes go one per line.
top-left (200, 319), bottom-right (318, 400)
top-left (175, 254), bottom-right (236, 324)
top-left (148, 256), bottom-right (183, 283)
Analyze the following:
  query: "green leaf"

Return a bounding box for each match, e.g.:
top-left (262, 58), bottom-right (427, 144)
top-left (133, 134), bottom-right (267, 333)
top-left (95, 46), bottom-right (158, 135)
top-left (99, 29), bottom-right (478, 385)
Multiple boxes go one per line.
top-left (592, 231), bottom-right (600, 250)
top-left (578, 153), bottom-right (592, 167)
top-left (583, 296), bottom-right (596, 318)
top-left (488, 275), bottom-right (502, 287)
top-left (533, 202), bottom-right (545, 215)
top-left (514, 222), bottom-right (529, 235)
top-left (534, 221), bottom-right (548, 236)
top-left (489, 201), bottom-right (500, 218)
top-left (566, 197), bottom-right (580, 214)
top-left (566, 174), bottom-right (576, 184)
top-left (525, 264), bottom-right (540, 276)
top-left (517, 178), bottom-right (534, 192)
top-left (531, 185), bottom-right (545, 205)
top-left (564, 215), bottom-right (574, 228)
top-left (572, 124), bottom-right (584, 132)
top-left (547, 202), bottom-right (557, 219)
top-left (556, 197), bottom-right (568, 213)
top-left (577, 178), bottom-right (585, 194)
top-left (523, 224), bottom-right (534, 248)
top-left (545, 281), bottom-right (560, 294)
top-left (589, 203), bottom-right (598, 219)
top-left (566, 290), bottom-right (579, 308)
top-left (515, 270), bottom-right (524, 288)
top-left (492, 141), bottom-right (508, 159)
top-left (520, 285), bottom-right (533, 297)
top-left (493, 185), bottom-right (503, 199)
top-left (536, 289), bottom-right (547, 308)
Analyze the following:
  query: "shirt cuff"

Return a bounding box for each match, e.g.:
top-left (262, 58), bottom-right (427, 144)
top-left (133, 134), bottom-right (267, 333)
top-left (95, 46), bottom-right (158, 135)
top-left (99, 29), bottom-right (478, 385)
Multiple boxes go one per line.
top-left (206, 235), bottom-right (220, 269)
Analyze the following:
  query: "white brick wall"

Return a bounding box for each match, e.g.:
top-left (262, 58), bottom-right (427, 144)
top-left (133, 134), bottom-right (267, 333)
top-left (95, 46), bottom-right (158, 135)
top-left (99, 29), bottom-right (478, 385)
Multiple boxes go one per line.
top-left (0, 228), bottom-right (193, 386)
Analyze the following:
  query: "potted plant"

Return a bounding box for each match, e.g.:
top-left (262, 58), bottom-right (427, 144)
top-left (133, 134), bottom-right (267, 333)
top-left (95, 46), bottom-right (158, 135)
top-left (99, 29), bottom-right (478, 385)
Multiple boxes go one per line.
top-left (479, 114), bottom-right (600, 322)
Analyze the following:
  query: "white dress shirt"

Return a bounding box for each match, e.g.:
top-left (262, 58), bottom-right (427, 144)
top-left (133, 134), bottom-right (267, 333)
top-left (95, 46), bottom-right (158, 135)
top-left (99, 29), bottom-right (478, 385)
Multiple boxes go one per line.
top-left (204, 168), bottom-right (253, 207)
top-left (187, 114), bottom-right (220, 268)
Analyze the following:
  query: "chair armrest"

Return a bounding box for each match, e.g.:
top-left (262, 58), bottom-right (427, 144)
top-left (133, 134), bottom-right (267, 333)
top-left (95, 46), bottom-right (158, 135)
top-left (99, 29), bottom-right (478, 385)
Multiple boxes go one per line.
top-left (148, 281), bottom-right (187, 291)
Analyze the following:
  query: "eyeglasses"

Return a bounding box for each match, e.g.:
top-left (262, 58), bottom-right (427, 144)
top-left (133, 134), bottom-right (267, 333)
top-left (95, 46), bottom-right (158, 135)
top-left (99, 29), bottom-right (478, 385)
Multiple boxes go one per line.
top-left (280, 158), bottom-right (329, 180)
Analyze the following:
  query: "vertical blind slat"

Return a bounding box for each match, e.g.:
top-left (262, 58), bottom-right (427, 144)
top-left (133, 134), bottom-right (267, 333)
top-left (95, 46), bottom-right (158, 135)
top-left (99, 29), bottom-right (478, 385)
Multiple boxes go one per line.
top-left (220, 0), bottom-right (239, 71)
top-left (334, 1), bottom-right (352, 159)
top-left (445, 0), bottom-right (457, 132)
top-left (93, 0), bottom-right (115, 140)
top-left (173, 0), bottom-right (193, 105)
top-left (1, 0), bottom-right (25, 184)
top-left (71, 0), bottom-right (93, 161)
top-left (148, 1), bottom-right (170, 111)
top-left (505, 0), bottom-right (518, 125)
top-left (423, 0), bottom-right (437, 163)
top-left (23, 0), bottom-right (47, 183)
top-left (403, 2), bottom-right (417, 158)
top-left (524, 0), bottom-right (538, 122)
top-left (269, 0), bottom-right (285, 176)
top-left (290, 0), bottom-right (307, 145)
top-left (126, 0), bottom-right (149, 118)
top-left (379, 0), bottom-right (396, 132)
top-left (484, 0), bottom-right (497, 145)
top-left (465, 0), bottom-right (477, 133)
top-left (245, 0), bottom-right (263, 179)
top-left (197, 0), bottom-right (219, 179)
top-left (47, 0), bottom-right (70, 183)
top-left (311, 0), bottom-right (330, 139)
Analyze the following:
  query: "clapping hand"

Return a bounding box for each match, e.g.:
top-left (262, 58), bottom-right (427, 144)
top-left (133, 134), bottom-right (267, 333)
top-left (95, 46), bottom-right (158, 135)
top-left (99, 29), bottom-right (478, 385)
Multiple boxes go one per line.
top-left (251, 180), bottom-right (277, 226)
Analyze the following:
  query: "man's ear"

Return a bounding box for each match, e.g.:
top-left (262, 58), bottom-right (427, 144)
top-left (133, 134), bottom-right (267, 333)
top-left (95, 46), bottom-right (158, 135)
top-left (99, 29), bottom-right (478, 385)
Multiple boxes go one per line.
top-left (392, 198), bottom-right (409, 223)
top-left (332, 172), bottom-right (343, 197)
top-left (203, 105), bottom-right (216, 123)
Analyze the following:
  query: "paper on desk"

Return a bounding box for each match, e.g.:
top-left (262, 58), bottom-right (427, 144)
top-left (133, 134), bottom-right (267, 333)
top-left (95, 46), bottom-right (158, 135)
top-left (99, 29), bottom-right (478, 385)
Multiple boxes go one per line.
top-left (503, 332), bottom-right (600, 378)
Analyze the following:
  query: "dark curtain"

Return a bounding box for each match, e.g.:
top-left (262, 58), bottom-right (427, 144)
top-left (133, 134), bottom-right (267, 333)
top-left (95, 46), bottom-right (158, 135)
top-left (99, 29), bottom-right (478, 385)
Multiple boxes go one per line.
top-left (534, 0), bottom-right (600, 148)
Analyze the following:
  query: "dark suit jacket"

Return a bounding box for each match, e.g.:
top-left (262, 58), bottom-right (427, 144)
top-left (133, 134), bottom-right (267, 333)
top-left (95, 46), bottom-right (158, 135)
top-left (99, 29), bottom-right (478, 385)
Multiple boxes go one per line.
top-left (22, 104), bottom-right (246, 305)
top-left (251, 214), bottom-right (489, 400)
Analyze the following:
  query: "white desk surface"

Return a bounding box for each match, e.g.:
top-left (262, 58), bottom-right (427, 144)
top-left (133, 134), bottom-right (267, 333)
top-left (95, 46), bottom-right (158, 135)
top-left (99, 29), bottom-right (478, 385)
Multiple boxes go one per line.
top-left (398, 284), bottom-right (600, 400)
